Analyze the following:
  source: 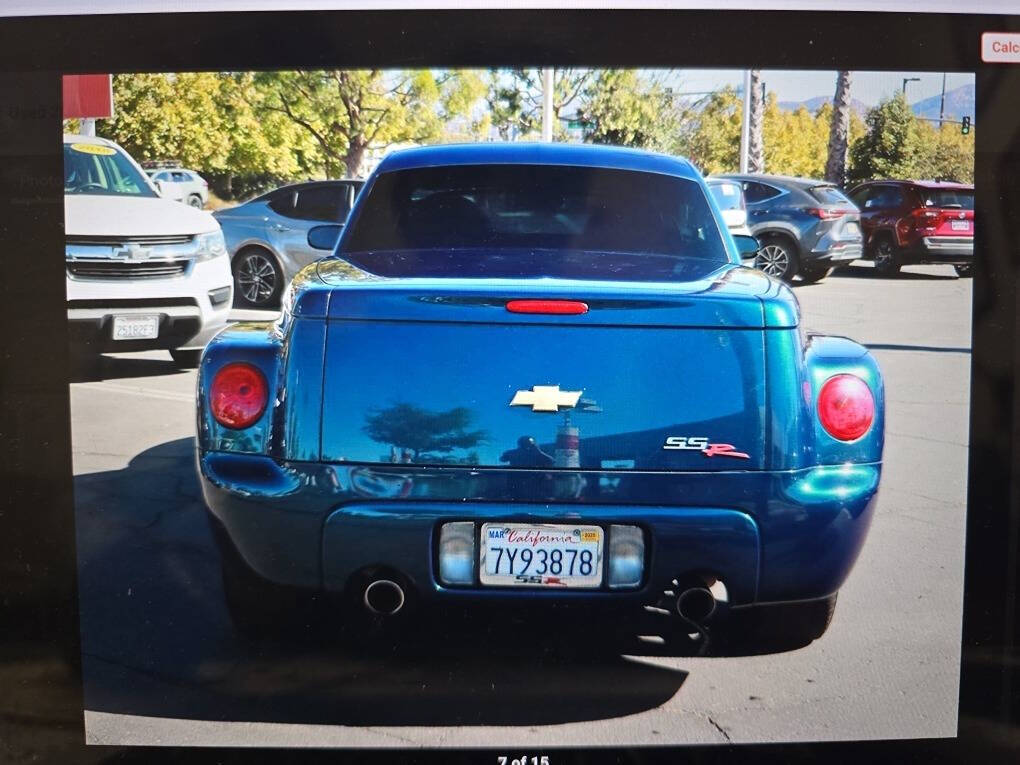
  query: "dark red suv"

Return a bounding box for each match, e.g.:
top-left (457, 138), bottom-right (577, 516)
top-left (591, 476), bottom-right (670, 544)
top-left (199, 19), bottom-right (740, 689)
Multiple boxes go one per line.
top-left (847, 180), bottom-right (974, 277)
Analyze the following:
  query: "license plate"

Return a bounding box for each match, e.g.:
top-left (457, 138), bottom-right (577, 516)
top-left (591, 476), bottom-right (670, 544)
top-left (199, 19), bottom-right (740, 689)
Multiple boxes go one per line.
top-left (951, 220), bottom-right (970, 231)
top-left (845, 221), bottom-right (860, 234)
top-left (480, 523), bottom-right (603, 587)
top-left (112, 314), bottom-right (159, 340)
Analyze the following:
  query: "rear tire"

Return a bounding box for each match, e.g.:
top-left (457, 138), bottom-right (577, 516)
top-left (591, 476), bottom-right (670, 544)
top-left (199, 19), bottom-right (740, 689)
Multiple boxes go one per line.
top-left (871, 236), bottom-right (901, 277)
top-left (755, 236), bottom-right (799, 282)
top-left (954, 264), bottom-right (973, 278)
top-left (733, 594), bottom-right (838, 650)
top-left (798, 265), bottom-right (833, 284)
top-left (212, 520), bottom-right (298, 638)
top-left (169, 348), bottom-right (202, 368)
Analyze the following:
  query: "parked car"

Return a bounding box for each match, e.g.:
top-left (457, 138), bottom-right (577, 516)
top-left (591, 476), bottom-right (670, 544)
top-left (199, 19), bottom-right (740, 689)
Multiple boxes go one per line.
top-left (714, 173), bottom-right (864, 283)
top-left (707, 177), bottom-right (752, 237)
top-left (213, 179), bottom-right (364, 308)
top-left (847, 180), bottom-right (974, 277)
top-left (145, 166), bottom-right (210, 209)
top-left (64, 135), bottom-right (232, 367)
top-left (197, 143), bottom-right (884, 651)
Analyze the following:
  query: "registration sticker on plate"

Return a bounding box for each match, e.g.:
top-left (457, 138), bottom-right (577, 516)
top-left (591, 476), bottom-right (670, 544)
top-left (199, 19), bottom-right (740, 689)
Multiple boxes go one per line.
top-left (480, 523), bottom-right (603, 587)
top-left (951, 220), bottom-right (970, 231)
top-left (112, 314), bottom-right (159, 340)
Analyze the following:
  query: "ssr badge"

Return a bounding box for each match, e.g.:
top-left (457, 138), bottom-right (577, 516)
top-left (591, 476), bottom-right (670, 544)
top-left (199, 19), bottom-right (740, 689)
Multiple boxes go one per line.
top-left (663, 436), bottom-right (750, 460)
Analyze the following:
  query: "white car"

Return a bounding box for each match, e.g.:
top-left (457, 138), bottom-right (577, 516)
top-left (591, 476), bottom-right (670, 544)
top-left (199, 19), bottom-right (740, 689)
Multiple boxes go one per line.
top-left (64, 135), bottom-right (232, 367)
top-left (146, 167), bottom-right (209, 208)
top-left (707, 177), bottom-right (753, 238)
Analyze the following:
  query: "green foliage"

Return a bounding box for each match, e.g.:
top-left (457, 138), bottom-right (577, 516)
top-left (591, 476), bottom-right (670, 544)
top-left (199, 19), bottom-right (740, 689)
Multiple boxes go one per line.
top-left (677, 87), bottom-right (743, 175)
top-left (580, 70), bottom-right (671, 149)
top-left (486, 69), bottom-right (592, 140)
top-left (846, 93), bottom-right (973, 183)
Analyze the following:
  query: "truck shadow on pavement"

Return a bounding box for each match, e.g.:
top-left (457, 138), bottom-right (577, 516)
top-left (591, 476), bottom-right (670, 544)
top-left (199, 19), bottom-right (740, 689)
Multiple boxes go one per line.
top-left (830, 264), bottom-right (959, 281)
top-left (69, 352), bottom-right (189, 383)
top-left (74, 437), bottom-right (689, 726)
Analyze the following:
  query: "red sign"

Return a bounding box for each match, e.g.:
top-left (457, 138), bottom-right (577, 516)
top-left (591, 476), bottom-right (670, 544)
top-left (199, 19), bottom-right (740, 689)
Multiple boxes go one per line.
top-left (62, 74), bottom-right (113, 119)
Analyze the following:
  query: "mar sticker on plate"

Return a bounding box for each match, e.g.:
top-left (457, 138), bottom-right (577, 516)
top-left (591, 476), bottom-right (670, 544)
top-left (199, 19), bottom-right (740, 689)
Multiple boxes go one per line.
top-left (480, 523), bottom-right (603, 587)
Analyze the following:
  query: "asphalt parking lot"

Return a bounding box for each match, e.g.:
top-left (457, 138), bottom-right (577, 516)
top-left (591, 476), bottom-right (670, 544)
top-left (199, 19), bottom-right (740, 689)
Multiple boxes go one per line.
top-left (70, 263), bottom-right (970, 747)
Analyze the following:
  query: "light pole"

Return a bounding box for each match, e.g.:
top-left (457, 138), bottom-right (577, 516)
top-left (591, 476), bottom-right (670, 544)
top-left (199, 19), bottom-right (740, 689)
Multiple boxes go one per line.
top-left (902, 77), bottom-right (921, 97)
top-left (938, 72), bottom-right (947, 125)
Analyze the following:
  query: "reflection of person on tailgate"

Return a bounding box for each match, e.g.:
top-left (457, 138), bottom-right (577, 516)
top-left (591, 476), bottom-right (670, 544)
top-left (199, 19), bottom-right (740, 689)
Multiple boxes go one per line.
top-left (500, 436), bottom-right (554, 467)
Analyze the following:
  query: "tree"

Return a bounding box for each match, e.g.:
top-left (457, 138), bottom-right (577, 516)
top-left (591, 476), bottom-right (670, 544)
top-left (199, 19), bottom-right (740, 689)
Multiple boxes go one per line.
top-left (98, 73), bottom-right (233, 171)
top-left (579, 70), bottom-right (671, 149)
top-left (362, 403), bottom-right (487, 462)
top-left (680, 87), bottom-right (743, 174)
top-left (825, 71), bottom-right (853, 185)
top-left (913, 121), bottom-right (975, 183)
top-left (255, 70), bottom-right (482, 178)
top-left (486, 68), bottom-right (592, 140)
top-left (847, 93), bottom-right (926, 184)
top-left (747, 70), bottom-right (765, 173)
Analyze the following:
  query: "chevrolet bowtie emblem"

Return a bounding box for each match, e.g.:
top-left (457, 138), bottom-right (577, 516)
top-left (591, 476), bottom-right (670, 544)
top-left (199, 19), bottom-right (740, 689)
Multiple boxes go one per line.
top-left (509, 385), bottom-right (583, 413)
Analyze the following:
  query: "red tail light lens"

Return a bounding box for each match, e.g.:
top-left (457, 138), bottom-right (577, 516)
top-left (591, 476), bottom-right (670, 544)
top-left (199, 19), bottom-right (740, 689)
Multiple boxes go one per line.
top-left (210, 363), bottom-right (268, 429)
top-left (807, 208), bottom-right (851, 220)
top-left (506, 299), bottom-right (589, 315)
top-left (817, 374), bottom-right (875, 441)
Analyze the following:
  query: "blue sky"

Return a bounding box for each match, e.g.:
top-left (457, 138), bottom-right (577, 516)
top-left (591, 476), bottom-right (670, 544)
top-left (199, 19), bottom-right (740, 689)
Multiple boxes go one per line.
top-left (659, 69), bottom-right (974, 105)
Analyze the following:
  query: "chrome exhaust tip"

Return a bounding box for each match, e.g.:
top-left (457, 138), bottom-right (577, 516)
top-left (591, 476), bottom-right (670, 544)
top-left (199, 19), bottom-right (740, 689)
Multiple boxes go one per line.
top-left (676, 586), bottom-right (717, 623)
top-left (363, 579), bottom-right (405, 615)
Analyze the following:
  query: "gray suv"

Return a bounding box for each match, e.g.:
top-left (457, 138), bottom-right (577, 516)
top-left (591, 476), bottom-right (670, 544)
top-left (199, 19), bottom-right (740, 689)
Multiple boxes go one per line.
top-left (214, 179), bottom-right (364, 307)
top-left (714, 174), bottom-right (863, 283)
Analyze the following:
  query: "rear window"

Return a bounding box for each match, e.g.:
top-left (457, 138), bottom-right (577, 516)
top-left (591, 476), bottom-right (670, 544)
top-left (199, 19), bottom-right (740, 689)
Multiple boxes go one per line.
top-left (920, 188), bottom-right (974, 210)
top-left (339, 164), bottom-right (728, 278)
top-left (810, 185), bottom-right (853, 205)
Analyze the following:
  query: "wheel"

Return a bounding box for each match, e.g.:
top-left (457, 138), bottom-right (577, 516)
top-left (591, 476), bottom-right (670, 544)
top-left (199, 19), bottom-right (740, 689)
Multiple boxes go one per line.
top-left (733, 594), bottom-right (838, 650)
top-left (755, 237), bottom-right (799, 281)
top-left (233, 248), bottom-right (283, 308)
top-left (798, 265), bottom-right (833, 284)
top-left (954, 264), bottom-right (973, 278)
top-left (169, 348), bottom-right (202, 368)
top-left (187, 194), bottom-right (204, 209)
top-left (871, 236), bottom-right (901, 276)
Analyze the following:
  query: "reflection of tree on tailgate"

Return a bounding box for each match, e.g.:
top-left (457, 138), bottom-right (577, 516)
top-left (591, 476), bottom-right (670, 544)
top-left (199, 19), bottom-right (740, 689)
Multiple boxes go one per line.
top-left (363, 403), bottom-right (487, 463)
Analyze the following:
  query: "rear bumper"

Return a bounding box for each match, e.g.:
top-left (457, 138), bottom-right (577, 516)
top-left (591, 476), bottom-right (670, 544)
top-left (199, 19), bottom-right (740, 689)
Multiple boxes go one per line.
top-left (808, 241), bottom-right (863, 266)
top-left (903, 236), bottom-right (974, 263)
top-left (199, 454), bottom-right (880, 608)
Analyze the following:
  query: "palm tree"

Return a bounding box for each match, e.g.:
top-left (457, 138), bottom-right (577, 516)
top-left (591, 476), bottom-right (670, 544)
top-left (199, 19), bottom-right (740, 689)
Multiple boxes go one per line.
top-left (748, 70), bottom-right (765, 173)
top-left (825, 71), bottom-right (853, 185)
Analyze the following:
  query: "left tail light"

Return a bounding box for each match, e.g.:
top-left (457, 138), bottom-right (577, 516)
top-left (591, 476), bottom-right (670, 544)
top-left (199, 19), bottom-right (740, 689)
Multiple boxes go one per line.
top-left (807, 208), bottom-right (851, 220)
top-left (817, 374), bottom-right (875, 441)
top-left (210, 363), bottom-right (268, 429)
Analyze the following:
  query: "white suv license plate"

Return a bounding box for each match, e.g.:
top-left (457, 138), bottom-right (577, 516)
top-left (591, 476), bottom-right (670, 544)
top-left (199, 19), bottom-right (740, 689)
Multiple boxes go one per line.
top-left (479, 523), bottom-right (603, 588)
top-left (112, 314), bottom-right (159, 340)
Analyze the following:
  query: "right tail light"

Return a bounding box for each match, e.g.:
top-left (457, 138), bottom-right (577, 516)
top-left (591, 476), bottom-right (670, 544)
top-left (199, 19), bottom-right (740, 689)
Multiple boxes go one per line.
top-left (817, 374), bottom-right (875, 442)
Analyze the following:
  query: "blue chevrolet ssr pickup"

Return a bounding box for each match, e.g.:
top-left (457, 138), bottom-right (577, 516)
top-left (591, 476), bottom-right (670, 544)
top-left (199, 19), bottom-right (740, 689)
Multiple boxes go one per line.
top-left (197, 143), bottom-right (883, 652)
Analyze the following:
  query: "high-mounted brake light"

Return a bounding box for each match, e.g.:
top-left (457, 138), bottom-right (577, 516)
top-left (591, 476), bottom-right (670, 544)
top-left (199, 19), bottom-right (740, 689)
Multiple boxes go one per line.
top-left (210, 363), bottom-right (268, 429)
top-left (817, 374), bottom-right (875, 442)
top-left (506, 299), bottom-right (589, 315)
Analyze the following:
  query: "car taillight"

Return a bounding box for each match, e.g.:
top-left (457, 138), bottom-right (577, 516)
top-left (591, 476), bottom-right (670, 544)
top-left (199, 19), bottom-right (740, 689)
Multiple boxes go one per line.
top-left (817, 374), bottom-right (875, 441)
top-left (807, 208), bottom-right (851, 220)
top-left (210, 363), bottom-right (268, 429)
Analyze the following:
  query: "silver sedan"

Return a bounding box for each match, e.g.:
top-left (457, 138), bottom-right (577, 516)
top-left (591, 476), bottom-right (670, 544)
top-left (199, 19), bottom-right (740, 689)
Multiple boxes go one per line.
top-left (214, 180), bottom-right (363, 307)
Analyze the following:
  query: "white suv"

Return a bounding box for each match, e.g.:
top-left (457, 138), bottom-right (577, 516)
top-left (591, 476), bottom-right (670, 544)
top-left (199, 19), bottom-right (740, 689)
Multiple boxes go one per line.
top-left (64, 135), bottom-right (232, 367)
top-left (145, 166), bottom-right (209, 208)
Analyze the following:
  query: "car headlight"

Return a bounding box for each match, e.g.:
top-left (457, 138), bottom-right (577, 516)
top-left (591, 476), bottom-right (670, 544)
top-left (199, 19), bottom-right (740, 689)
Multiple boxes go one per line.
top-left (195, 230), bottom-right (227, 261)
